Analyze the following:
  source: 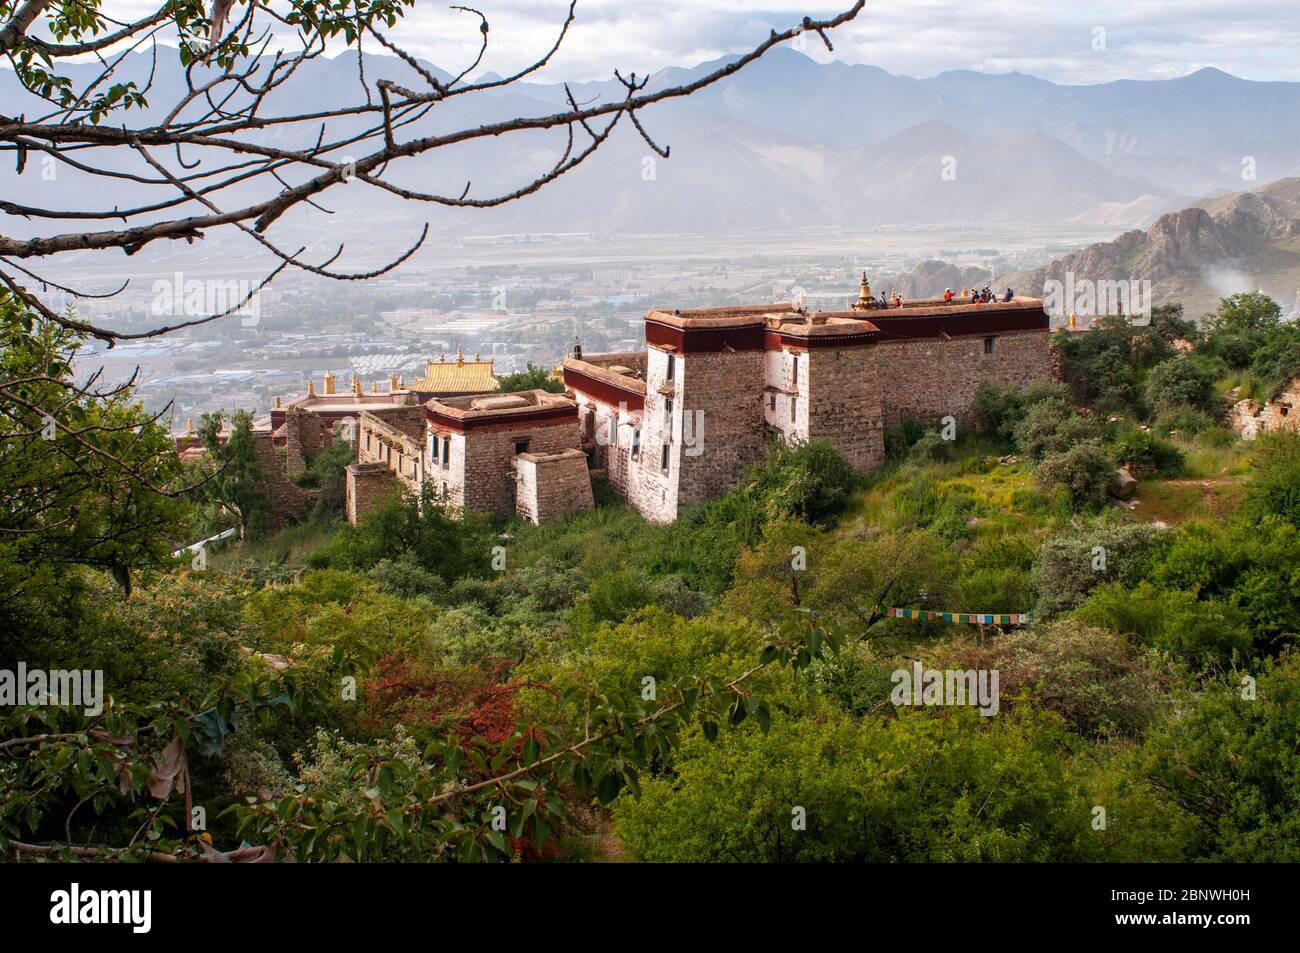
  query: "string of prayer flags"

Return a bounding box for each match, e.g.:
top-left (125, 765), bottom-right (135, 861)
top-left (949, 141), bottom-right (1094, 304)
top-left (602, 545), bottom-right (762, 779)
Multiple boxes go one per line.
top-left (885, 607), bottom-right (1033, 626)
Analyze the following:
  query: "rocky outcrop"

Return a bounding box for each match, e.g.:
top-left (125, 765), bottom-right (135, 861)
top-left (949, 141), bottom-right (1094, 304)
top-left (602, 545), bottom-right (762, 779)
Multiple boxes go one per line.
top-left (1109, 465), bottom-right (1138, 500)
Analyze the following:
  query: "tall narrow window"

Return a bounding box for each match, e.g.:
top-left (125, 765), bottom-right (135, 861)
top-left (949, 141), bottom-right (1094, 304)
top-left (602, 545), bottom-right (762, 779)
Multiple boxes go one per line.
top-left (441, 436), bottom-right (450, 469)
top-left (792, 355), bottom-right (799, 388)
top-left (660, 443), bottom-right (670, 473)
top-left (790, 396), bottom-right (797, 421)
top-left (665, 355), bottom-right (675, 382)
top-left (664, 397), bottom-right (673, 433)
top-left (631, 427), bottom-right (641, 459)
top-left (984, 336), bottom-right (997, 355)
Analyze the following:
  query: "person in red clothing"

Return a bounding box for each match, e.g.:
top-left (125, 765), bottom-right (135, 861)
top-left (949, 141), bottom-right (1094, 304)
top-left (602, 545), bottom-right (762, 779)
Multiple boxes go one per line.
top-left (943, 287), bottom-right (955, 303)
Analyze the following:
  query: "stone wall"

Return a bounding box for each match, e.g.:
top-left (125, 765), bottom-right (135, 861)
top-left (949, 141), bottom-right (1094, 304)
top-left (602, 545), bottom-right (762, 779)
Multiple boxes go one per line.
top-left (626, 347), bottom-right (768, 522)
top-left (1232, 377), bottom-right (1300, 440)
top-left (367, 404), bottom-right (426, 443)
top-left (805, 346), bottom-right (885, 471)
top-left (874, 329), bottom-right (1050, 428)
top-left (676, 349), bottom-right (767, 509)
top-left (345, 462), bottom-right (398, 524)
top-left (282, 405), bottom-right (331, 476)
top-left (459, 420), bottom-right (582, 517)
top-left (515, 450), bottom-right (595, 524)
top-left (252, 432), bottom-right (315, 531)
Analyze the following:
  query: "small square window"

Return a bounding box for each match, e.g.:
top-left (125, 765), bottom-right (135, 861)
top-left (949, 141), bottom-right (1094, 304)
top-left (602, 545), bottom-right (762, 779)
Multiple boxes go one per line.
top-left (514, 438), bottom-right (530, 455)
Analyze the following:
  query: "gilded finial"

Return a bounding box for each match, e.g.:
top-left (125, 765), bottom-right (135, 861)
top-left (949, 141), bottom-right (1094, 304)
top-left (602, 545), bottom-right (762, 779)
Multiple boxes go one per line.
top-left (852, 271), bottom-right (876, 310)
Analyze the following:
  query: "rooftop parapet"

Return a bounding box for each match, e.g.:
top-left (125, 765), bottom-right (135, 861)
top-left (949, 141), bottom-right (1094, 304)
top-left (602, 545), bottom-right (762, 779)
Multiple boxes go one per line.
top-left (426, 388), bottom-right (577, 432)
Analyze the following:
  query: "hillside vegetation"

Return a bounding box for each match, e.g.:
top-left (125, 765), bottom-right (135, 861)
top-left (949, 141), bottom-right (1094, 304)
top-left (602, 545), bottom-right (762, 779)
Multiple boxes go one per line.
top-left (2, 292), bottom-right (1299, 862)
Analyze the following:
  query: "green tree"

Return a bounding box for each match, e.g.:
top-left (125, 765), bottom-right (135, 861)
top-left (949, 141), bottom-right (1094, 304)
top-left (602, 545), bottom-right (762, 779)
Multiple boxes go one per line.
top-left (0, 297), bottom-right (187, 604)
top-left (198, 411), bottom-right (271, 539)
top-left (319, 483), bottom-right (496, 583)
top-left (1142, 654), bottom-right (1300, 860)
top-left (496, 363), bottom-right (565, 393)
top-left (1145, 355), bottom-right (1222, 417)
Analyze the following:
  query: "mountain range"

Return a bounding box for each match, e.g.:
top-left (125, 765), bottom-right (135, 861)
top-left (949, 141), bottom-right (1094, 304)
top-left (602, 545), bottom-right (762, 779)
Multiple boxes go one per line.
top-left (6, 47), bottom-right (1300, 241)
top-left (1000, 177), bottom-right (1300, 320)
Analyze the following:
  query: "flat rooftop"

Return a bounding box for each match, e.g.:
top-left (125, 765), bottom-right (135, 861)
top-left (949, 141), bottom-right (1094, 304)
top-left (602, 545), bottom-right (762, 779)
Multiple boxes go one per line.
top-left (427, 388), bottom-right (574, 422)
top-left (648, 296), bottom-right (1044, 330)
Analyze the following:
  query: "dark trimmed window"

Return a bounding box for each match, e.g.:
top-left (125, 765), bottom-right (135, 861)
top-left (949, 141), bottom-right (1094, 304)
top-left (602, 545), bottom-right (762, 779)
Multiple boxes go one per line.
top-left (984, 336), bottom-right (997, 354)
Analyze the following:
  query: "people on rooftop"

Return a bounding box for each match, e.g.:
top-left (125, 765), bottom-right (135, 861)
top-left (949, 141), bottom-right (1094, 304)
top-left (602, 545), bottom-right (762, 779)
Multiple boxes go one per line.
top-left (944, 288), bottom-right (955, 303)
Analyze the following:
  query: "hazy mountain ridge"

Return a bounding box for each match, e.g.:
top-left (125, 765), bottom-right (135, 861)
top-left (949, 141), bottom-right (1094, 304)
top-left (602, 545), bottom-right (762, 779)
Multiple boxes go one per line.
top-left (5, 48), bottom-right (1300, 239)
top-left (1000, 178), bottom-right (1300, 319)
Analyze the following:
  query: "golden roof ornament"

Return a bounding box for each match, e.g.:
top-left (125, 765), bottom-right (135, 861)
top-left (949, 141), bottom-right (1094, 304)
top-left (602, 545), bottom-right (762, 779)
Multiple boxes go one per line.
top-left (851, 271), bottom-right (877, 310)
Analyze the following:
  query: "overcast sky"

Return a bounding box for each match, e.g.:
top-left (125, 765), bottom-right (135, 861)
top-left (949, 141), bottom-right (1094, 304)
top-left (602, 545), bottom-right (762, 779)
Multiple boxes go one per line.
top-left (380, 0), bottom-right (1300, 84)
top-left (50, 1), bottom-right (1300, 84)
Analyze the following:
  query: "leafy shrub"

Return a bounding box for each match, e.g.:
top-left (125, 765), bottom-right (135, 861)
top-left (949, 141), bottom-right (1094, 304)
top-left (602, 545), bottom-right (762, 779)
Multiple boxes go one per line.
top-left (884, 420), bottom-right (925, 459)
top-left (369, 556), bottom-right (449, 602)
top-left (1109, 428), bottom-right (1184, 477)
top-left (614, 701), bottom-right (1177, 862)
top-left (1145, 355), bottom-right (1223, 417)
top-left (926, 620), bottom-right (1172, 738)
top-left (1151, 406), bottom-right (1218, 438)
top-left (1243, 432), bottom-right (1300, 525)
top-left (1141, 653), bottom-right (1300, 861)
top-left (317, 486), bottom-right (497, 583)
top-left (1034, 439), bottom-right (1114, 510)
top-left (1073, 581), bottom-right (1252, 666)
top-left (972, 380), bottom-right (1069, 450)
top-left (908, 429), bottom-right (953, 463)
top-left (569, 569), bottom-right (656, 629)
top-left (1032, 521), bottom-right (1171, 617)
top-left (1016, 400), bottom-right (1101, 461)
top-left (1250, 324), bottom-right (1300, 399)
top-left (745, 439), bottom-right (857, 525)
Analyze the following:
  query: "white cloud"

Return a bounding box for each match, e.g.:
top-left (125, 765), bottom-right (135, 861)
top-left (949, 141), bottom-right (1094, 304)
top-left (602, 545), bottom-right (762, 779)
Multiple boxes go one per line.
top-left (50, 1), bottom-right (1300, 84)
top-left (380, 0), bottom-right (1300, 84)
